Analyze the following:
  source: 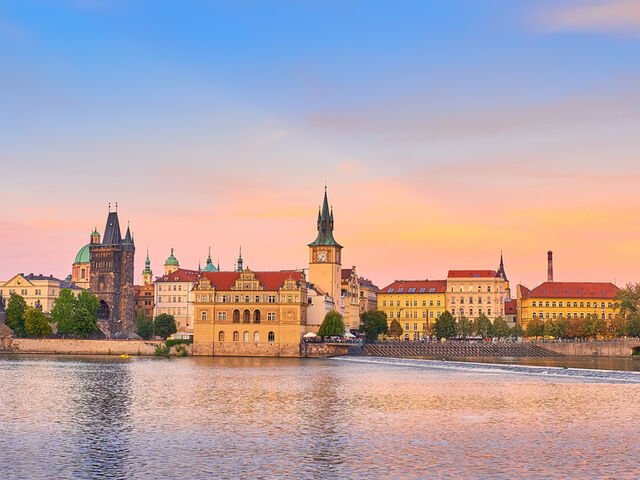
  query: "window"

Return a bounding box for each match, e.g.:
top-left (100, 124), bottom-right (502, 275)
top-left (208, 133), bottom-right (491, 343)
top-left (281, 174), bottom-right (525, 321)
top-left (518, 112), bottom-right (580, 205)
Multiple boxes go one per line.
top-left (387, 288), bottom-right (394, 293)
top-left (268, 331), bottom-right (275, 342)
top-left (552, 302), bottom-right (556, 307)
top-left (469, 298), bottom-right (473, 304)
top-left (429, 287), bottom-right (436, 293)
top-left (452, 308), bottom-right (456, 315)
top-left (419, 288), bottom-right (426, 293)
top-left (396, 301), bottom-right (401, 306)
top-left (532, 312), bottom-right (537, 318)
top-left (243, 331), bottom-right (249, 342)
top-left (398, 288), bottom-right (404, 293)
top-left (545, 302), bottom-right (550, 307)
top-left (451, 297), bottom-right (456, 304)
top-left (268, 312), bottom-right (276, 321)
top-left (586, 302), bottom-right (591, 308)
top-left (559, 302), bottom-right (563, 307)
top-left (413, 323), bottom-right (417, 331)
top-left (254, 310), bottom-right (261, 323)
top-left (487, 308), bottom-right (491, 316)
top-left (487, 286), bottom-right (491, 292)
top-left (405, 323), bottom-right (409, 330)
top-left (233, 331), bottom-right (239, 342)
top-left (422, 311), bottom-right (426, 318)
top-left (469, 308), bottom-right (473, 316)
top-left (243, 310), bottom-right (250, 323)
top-left (233, 309), bottom-right (240, 323)
top-left (201, 311), bottom-right (207, 321)
top-left (254, 331), bottom-right (260, 342)
top-left (580, 302), bottom-right (584, 308)
top-left (383, 300), bottom-right (387, 306)
top-left (408, 288), bottom-right (416, 293)
top-left (459, 298), bottom-right (464, 304)
top-left (478, 298), bottom-right (482, 304)
top-left (601, 302), bottom-right (605, 309)
top-left (422, 300), bottom-right (426, 306)
top-left (218, 331), bottom-right (225, 342)
top-left (218, 312), bottom-right (226, 321)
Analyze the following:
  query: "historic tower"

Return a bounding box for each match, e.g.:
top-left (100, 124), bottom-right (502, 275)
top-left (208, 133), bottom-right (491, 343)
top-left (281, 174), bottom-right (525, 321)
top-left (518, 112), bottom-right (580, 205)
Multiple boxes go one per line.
top-left (142, 250), bottom-right (153, 286)
top-left (308, 187), bottom-right (342, 309)
top-left (89, 206), bottom-right (135, 335)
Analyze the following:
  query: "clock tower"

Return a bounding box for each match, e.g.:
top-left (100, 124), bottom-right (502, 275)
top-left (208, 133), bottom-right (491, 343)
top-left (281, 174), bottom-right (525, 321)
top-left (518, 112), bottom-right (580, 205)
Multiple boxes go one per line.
top-left (308, 187), bottom-right (342, 309)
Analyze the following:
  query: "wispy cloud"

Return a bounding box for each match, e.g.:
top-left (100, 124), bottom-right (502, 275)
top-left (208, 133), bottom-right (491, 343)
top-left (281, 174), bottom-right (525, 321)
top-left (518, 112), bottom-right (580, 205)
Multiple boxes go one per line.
top-left (538, 0), bottom-right (640, 34)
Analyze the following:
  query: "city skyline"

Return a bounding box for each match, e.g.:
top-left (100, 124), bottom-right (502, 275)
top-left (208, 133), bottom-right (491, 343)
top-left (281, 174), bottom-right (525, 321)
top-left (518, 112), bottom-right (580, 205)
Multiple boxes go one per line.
top-left (2, 1), bottom-right (640, 288)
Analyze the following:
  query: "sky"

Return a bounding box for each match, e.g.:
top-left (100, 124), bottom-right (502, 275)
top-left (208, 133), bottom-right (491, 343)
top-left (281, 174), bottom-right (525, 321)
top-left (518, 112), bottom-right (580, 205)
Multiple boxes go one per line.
top-left (1, 0), bottom-right (640, 289)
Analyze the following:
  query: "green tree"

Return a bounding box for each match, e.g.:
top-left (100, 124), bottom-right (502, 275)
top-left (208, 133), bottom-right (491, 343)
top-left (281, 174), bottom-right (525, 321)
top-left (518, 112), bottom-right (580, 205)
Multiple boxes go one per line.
top-left (583, 314), bottom-right (606, 338)
top-left (526, 318), bottom-right (545, 338)
top-left (434, 311), bottom-right (456, 339)
top-left (23, 307), bottom-right (52, 337)
top-left (387, 318), bottom-right (403, 339)
top-left (71, 306), bottom-right (99, 338)
top-left (510, 323), bottom-right (524, 338)
top-left (76, 291), bottom-right (101, 318)
top-left (318, 310), bottom-right (346, 338)
top-left (610, 315), bottom-right (627, 338)
top-left (491, 316), bottom-right (510, 338)
top-left (475, 314), bottom-right (492, 338)
top-left (136, 310), bottom-right (153, 340)
top-left (626, 313), bottom-right (640, 337)
top-left (545, 316), bottom-right (569, 339)
top-left (153, 313), bottom-right (178, 340)
top-left (456, 316), bottom-right (473, 339)
top-left (50, 288), bottom-right (76, 336)
top-left (614, 283), bottom-right (640, 316)
top-left (6, 293), bottom-right (27, 337)
top-left (359, 310), bottom-right (388, 341)
top-left (567, 315), bottom-right (584, 338)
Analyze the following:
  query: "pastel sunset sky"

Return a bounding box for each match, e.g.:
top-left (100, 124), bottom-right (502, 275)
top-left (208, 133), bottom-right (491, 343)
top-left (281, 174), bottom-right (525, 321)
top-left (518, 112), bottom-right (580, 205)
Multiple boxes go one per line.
top-left (2, 0), bottom-right (640, 290)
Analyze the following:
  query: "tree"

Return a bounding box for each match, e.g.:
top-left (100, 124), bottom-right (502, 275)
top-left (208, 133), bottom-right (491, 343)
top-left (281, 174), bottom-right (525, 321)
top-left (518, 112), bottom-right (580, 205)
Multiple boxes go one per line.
top-left (475, 314), bottom-right (492, 338)
top-left (626, 313), bottom-right (640, 337)
top-left (318, 310), bottom-right (346, 338)
top-left (610, 315), bottom-right (627, 338)
top-left (71, 306), bottom-right (99, 338)
top-left (50, 288), bottom-right (76, 336)
top-left (614, 283), bottom-right (640, 316)
top-left (23, 307), bottom-right (52, 337)
top-left (491, 316), bottom-right (510, 339)
top-left (456, 316), bottom-right (473, 339)
top-left (153, 313), bottom-right (177, 340)
top-left (434, 311), bottom-right (456, 339)
top-left (136, 310), bottom-right (153, 340)
top-left (525, 318), bottom-right (545, 338)
top-left (6, 293), bottom-right (27, 337)
top-left (76, 291), bottom-right (101, 318)
top-left (567, 315), bottom-right (584, 338)
top-left (387, 319), bottom-right (403, 339)
top-left (510, 323), bottom-right (524, 338)
top-left (583, 314), bottom-right (606, 339)
top-left (545, 316), bottom-right (568, 339)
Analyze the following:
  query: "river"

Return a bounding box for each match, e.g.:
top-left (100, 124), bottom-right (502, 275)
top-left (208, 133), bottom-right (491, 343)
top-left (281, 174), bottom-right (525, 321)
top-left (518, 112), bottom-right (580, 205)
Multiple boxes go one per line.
top-left (1, 355), bottom-right (638, 479)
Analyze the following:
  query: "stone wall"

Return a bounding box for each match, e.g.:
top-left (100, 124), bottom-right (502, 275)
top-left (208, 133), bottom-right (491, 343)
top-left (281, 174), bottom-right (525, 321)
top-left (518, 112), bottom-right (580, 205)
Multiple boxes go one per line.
top-left (0, 338), bottom-right (162, 356)
top-left (539, 340), bottom-right (640, 357)
top-left (302, 342), bottom-right (350, 358)
top-left (191, 341), bottom-right (350, 357)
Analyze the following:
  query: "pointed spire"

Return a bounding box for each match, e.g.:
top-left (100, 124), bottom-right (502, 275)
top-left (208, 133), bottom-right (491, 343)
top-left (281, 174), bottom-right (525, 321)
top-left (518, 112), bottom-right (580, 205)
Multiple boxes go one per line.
top-left (309, 186), bottom-right (341, 247)
top-left (237, 246), bottom-right (243, 272)
top-left (123, 222), bottom-right (133, 244)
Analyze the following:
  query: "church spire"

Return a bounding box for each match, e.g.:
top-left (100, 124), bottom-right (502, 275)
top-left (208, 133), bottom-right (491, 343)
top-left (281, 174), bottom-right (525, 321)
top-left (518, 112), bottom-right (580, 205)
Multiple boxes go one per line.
top-left (308, 186), bottom-right (341, 247)
top-left (236, 246), bottom-right (243, 272)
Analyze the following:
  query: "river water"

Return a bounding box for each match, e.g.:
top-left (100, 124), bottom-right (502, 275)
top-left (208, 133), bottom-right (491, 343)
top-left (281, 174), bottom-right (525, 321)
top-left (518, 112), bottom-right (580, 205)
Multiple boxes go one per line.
top-left (1, 355), bottom-right (639, 480)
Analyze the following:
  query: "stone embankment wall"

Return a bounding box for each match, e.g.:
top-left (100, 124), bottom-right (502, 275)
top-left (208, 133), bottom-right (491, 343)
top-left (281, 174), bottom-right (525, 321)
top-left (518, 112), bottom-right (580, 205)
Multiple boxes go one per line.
top-left (0, 338), bottom-right (162, 356)
top-left (192, 341), bottom-right (350, 357)
top-left (540, 340), bottom-right (640, 357)
top-left (364, 342), bottom-right (561, 358)
top-left (302, 342), bottom-right (350, 358)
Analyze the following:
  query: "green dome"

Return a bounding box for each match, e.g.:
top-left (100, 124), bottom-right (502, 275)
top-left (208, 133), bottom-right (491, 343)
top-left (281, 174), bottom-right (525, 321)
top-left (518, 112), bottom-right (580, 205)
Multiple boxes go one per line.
top-left (165, 248), bottom-right (179, 266)
top-left (74, 244), bottom-right (91, 264)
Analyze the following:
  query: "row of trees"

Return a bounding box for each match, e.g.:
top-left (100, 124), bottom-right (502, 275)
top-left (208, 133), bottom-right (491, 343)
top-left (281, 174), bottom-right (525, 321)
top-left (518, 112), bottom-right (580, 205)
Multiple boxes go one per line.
top-left (525, 314), bottom-right (640, 339)
top-left (5, 289), bottom-right (101, 338)
top-left (430, 312), bottom-right (519, 340)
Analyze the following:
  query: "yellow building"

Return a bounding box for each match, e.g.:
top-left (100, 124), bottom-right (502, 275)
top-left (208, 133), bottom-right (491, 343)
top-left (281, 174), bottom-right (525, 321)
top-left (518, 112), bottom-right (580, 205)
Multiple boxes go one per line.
top-left (192, 269), bottom-right (307, 356)
top-left (446, 270), bottom-right (506, 321)
top-left (359, 277), bottom-right (379, 314)
top-left (378, 280), bottom-right (447, 340)
top-left (0, 273), bottom-right (83, 313)
top-left (517, 281), bottom-right (619, 331)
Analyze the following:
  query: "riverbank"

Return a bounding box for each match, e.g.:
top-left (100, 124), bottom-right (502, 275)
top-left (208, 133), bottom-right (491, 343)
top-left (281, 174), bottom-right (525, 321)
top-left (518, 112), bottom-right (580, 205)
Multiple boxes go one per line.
top-left (0, 337), bottom-right (163, 356)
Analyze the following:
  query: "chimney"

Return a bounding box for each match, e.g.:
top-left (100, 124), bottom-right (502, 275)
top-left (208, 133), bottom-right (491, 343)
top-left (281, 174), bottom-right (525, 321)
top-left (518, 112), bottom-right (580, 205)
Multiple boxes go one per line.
top-left (547, 251), bottom-right (554, 282)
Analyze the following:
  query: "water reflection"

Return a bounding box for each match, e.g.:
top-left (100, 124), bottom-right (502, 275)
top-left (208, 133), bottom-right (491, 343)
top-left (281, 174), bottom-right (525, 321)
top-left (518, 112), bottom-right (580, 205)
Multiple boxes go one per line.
top-left (1, 355), bottom-right (639, 480)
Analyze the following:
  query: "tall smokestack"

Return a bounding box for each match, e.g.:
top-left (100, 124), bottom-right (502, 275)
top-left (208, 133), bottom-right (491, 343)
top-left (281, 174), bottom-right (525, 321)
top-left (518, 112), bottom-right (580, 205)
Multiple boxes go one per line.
top-left (547, 250), bottom-right (554, 282)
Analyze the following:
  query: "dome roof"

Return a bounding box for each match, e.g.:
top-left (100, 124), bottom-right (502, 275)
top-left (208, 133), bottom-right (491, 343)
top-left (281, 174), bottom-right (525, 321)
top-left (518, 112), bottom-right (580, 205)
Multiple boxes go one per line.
top-left (74, 244), bottom-right (91, 264)
top-left (165, 248), bottom-right (179, 266)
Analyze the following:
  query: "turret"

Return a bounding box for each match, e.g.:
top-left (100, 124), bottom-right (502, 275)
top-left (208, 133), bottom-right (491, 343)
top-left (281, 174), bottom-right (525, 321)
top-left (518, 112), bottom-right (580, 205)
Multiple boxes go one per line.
top-left (165, 248), bottom-right (179, 275)
top-left (236, 246), bottom-right (243, 272)
top-left (142, 249), bottom-right (153, 286)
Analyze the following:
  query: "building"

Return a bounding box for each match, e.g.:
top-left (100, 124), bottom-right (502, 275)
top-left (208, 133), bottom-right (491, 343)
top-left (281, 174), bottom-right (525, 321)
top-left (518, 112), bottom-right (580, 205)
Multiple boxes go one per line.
top-left (134, 251), bottom-right (155, 319)
top-left (0, 273), bottom-right (83, 313)
top-left (505, 299), bottom-right (517, 325)
top-left (359, 277), bottom-right (379, 313)
top-left (202, 247), bottom-right (219, 272)
top-left (341, 266), bottom-right (361, 331)
top-left (308, 187), bottom-right (342, 313)
top-left (164, 248), bottom-right (180, 275)
top-left (517, 281), bottom-right (619, 331)
top-left (378, 280), bottom-right (447, 340)
top-left (496, 253), bottom-right (511, 300)
top-left (154, 268), bottom-right (198, 332)
top-left (71, 228), bottom-right (101, 289)
top-left (306, 284), bottom-right (335, 334)
top-left (446, 270), bottom-right (506, 322)
top-left (192, 268), bottom-right (307, 356)
top-left (89, 207), bottom-right (136, 335)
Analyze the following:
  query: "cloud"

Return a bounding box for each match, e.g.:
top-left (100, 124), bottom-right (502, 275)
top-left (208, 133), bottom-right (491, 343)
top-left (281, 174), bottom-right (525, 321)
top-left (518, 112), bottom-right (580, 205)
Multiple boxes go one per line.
top-left (540, 0), bottom-right (640, 34)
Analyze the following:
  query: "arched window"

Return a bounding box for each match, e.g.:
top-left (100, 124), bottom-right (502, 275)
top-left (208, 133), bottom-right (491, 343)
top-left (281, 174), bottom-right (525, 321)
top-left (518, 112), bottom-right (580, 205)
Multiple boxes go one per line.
top-left (243, 331), bottom-right (249, 342)
top-left (218, 331), bottom-right (225, 342)
top-left (233, 309), bottom-right (240, 323)
top-left (243, 309), bottom-right (250, 323)
top-left (233, 331), bottom-right (239, 342)
top-left (268, 331), bottom-right (275, 342)
top-left (253, 310), bottom-right (261, 323)
top-left (254, 331), bottom-right (259, 342)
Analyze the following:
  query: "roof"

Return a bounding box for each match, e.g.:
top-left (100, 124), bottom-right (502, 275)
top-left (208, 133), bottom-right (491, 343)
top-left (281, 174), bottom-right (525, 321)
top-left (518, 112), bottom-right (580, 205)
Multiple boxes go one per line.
top-left (165, 248), bottom-right (179, 266)
top-left (505, 299), bottom-right (517, 315)
top-left (200, 270), bottom-right (304, 291)
top-left (0, 323), bottom-right (14, 337)
top-left (156, 269), bottom-right (199, 283)
top-left (341, 268), bottom-right (355, 280)
top-left (448, 270), bottom-right (498, 278)
top-left (525, 282), bottom-right (619, 299)
top-left (74, 244), bottom-right (90, 264)
top-left (102, 211), bottom-right (122, 245)
top-left (358, 277), bottom-right (379, 290)
top-left (23, 273), bottom-right (66, 283)
top-left (379, 280), bottom-right (447, 294)
top-left (203, 258), bottom-right (219, 272)
top-left (518, 284), bottom-right (531, 297)
top-left (308, 188), bottom-right (342, 247)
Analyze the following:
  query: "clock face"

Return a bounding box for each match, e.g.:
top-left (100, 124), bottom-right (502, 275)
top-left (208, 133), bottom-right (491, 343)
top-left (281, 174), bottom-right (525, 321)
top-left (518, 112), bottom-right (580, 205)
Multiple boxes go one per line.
top-left (317, 252), bottom-right (327, 262)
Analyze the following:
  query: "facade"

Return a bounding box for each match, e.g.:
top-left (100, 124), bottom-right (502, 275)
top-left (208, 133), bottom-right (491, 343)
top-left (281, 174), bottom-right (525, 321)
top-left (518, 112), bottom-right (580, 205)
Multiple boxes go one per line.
top-left (446, 270), bottom-right (506, 322)
top-left (192, 269), bottom-right (307, 356)
top-left (359, 277), bottom-right (379, 313)
top-left (517, 281), bottom-right (619, 331)
top-left (306, 284), bottom-right (335, 333)
top-left (0, 273), bottom-right (83, 313)
top-left (308, 188), bottom-right (342, 313)
top-left (154, 268), bottom-right (198, 332)
top-left (378, 280), bottom-right (447, 340)
top-left (71, 229), bottom-right (101, 289)
top-left (341, 266), bottom-right (360, 331)
top-left (134, 253), bottom-right (155, 319)
top-left (505, 299), bottom-right (517, 325)
top-left (89, 208), bottom-right (136, 335)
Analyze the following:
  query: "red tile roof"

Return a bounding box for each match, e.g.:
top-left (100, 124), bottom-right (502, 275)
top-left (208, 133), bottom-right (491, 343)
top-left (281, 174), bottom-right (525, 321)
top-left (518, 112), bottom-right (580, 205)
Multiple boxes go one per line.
top-left (341, 268), bottom-right (355, 280)
top-left (525, 282), bottom-right (619, 299)
top-left (155, 269), bottom-right (200, 283)
top-left (380, 280), bottom-right (447, 294)
top-left (201, 270), bottom-right (304, 291)
top-left (358, 277), bottom-right (379, 290)
top-left (505, 299), bottom-right (517, 315)
top-left (518, 284), bottom-right (530, 297)
top-left (447, 270), bottom-right (497, 278)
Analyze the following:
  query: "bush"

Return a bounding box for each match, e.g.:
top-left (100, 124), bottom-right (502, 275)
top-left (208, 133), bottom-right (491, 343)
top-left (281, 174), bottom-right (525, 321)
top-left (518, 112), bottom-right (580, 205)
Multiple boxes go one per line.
top-left (165, 338), bottom-right (192, 348)
top-left (154, 344), bottom-right (171, 356)
top-left (23, 307), bottom-right (52, 337)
